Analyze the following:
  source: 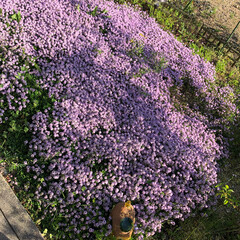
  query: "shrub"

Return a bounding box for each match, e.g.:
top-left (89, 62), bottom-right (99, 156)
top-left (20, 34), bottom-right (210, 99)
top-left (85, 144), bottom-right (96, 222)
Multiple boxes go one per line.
top-left (0, 0), bottom-right (238, 239)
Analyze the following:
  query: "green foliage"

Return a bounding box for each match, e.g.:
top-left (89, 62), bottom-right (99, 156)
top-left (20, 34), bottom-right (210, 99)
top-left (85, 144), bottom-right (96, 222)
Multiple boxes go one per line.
top-left (0, 68), bottom-right (55, 163)
top-left (127, 37), bottom-right (167, 77)
top-left (189, 42), bottom-right (216, 62)
top-left (76, 4), bottom-right (80, 12)
top-left (0, 11), bottom-right (55, 176)
top-left (216, 184), bottom-right (240, 209)
top-left (87, 5), bottom-right (111, 18)
top-left (128, 38), bottom-right (145, 58)
top-left (88, 6), bottom-right (98, 16)
top-left (215, 55), bottom-right (228, 75)
top-left (10, 10), bottom-right (21, 23)
top-left (183, 0), bottom-right (194, 14)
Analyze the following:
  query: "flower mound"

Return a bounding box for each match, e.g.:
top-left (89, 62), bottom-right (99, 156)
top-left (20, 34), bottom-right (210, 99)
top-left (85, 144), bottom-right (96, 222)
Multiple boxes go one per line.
top-left (0, 0), bottom-right (237, 239)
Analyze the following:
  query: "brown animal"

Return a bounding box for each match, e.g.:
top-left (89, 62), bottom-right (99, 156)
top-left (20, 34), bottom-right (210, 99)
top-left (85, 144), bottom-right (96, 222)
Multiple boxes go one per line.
top-left (110, 201), bottom-right (135, 240)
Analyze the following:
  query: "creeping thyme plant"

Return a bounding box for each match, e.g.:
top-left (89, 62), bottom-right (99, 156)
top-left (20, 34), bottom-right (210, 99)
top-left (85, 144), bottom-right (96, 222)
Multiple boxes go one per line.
top-left (0, 0), bottom-right (238, 239)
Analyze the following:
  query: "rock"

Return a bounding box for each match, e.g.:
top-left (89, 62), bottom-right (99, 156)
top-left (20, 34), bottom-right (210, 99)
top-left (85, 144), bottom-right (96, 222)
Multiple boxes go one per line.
top-left (0, 161), bottom-right (8, 177)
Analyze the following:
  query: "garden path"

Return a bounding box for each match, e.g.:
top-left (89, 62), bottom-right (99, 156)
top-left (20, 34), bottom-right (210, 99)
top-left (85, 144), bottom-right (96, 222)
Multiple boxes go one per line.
top-left (0, 174), bottom-right (44, 240)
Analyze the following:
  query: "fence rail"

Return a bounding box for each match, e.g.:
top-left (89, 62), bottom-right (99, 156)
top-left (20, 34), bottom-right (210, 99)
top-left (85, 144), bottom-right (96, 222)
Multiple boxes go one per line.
top-left (152, 1), bottom-right (240, 68)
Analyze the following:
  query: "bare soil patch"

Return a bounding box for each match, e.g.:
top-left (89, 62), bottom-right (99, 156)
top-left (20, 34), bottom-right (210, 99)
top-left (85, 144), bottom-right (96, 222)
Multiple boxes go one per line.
top-left (192, 0), bottom-right (240, 44)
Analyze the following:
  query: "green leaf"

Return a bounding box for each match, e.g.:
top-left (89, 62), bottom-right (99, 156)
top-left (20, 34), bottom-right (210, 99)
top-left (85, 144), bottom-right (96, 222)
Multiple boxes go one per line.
top-left (81, 186), bottom-right (86, 191)
top-left (9, 11), bottom-right (21, 23)
top-left (24, 127), bottom-right (29, 133)
top-left (11, 13), bottom-right (17, 21)
top-left (33, 100), bottom-right (39, 108)
top-left (17, 11), bottom-right (21, 23)
top-left (51, 201), bottom-right (57, 207)
top-left (224, 199), bottom-right (228, 205)
top-left (225, 185), bottom-right (229, 189)
top-left (88, 6), bottom-right (98, 17)
top-left (15, 72), bottom-right (21, 79)
top-left (10, 120), bottom-right (16, 130)
top-left (68, 225), bottom-right (75, 230)
top-left (35, 219), bottom-right (41, 225)
top-left (21, 66), bottom-right (27, 71)
top-left (101, 9), bottom-right (108, 14)
top-left (34, 63), bottom-right (41, 72)
top-left (3, 131), bottom-right (7, 138)
top-left (92, 6), bottom-right (98, 16)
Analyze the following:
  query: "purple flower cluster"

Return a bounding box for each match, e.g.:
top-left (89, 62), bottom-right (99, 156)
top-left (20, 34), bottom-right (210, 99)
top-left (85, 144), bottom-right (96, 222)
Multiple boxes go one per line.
top-left (0, 9), bottom-right (35, 123)
top-left (0, 0), bottom-right (238, 238)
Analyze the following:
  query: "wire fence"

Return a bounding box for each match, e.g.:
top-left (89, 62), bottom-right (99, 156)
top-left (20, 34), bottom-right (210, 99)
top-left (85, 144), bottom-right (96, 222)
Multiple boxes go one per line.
top-left (152, 0), bottom-right (240, 68)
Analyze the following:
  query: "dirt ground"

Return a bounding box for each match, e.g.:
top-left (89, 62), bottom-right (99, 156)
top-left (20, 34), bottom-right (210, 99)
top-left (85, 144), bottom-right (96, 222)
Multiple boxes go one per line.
top-left (191, 0), bottom-right (240, 44)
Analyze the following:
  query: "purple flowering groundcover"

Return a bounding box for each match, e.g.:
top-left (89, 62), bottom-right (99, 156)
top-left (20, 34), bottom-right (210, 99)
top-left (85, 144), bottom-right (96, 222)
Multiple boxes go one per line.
top-left (0, 0), bottom-right (238, 239)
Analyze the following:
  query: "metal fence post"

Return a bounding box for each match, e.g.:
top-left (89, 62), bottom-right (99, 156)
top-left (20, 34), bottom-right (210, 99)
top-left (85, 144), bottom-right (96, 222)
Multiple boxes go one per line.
top-left (183, 0), bottom-right (194, 11)
top-left (219, 21), bottom-right (240, 52)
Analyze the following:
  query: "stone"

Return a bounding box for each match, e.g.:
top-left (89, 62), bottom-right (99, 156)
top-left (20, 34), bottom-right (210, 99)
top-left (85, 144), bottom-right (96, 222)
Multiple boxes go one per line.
top-left (0, 174), bottom-right (44, 240)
